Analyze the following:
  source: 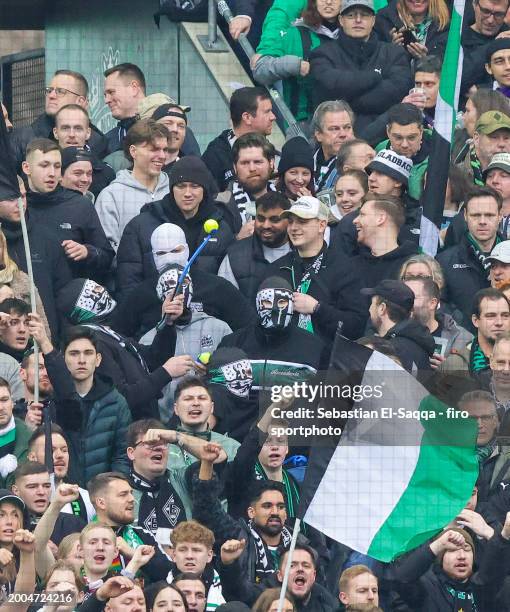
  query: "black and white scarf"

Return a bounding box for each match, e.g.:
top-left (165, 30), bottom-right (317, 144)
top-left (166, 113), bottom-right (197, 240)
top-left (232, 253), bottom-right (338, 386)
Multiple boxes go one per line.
top-left (313, 148), bottom-right (336, 192)
top-left (130, 470), bottom-right (186, 538)
top-left (248, 519), bottom-right (292, 581)
top-left (231, 182), bottom-right (276, 224)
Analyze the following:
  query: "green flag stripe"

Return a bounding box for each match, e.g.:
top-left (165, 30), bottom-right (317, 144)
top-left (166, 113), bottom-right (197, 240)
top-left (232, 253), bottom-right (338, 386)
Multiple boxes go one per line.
top-left (368, 396), bottom-right (478, 561)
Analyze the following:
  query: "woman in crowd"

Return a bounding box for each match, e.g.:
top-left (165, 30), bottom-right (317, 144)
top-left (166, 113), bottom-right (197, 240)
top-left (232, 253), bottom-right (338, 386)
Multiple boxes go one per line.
top-left (399, 253), bottom-right (446, 291)
top-left (252, 0), bottom-right (341, 123)
top-left (251, 588), bottom-right (295, 612)
top-left (0, 489), bottom-right (36, 598)
top-left (145, 581), bottom-right (189, 611)
top-left (375, 0), bottom-right (450, 59)
top-left (57, 533), bottom-right (84, 574)
top-left (331, 169), bottom-right (368, 220)
top-left (275, 137), bottom-right (315, 200)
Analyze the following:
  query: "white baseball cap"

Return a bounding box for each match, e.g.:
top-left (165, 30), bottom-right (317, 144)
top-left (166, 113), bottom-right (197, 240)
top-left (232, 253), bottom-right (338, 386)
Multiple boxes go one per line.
top-left (487, 241), bottom-right (510, 265)
top-left (280, 196), bottom-right (330, 221)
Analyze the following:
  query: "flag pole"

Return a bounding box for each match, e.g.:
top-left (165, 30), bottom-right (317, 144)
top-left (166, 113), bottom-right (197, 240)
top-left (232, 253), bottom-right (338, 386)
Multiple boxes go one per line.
top-left (277, 518), bottom-right (300, 612)
top-left (16, 197), bottom-right (39, 404)
top-left (16, 197), bottom-right (53, 487)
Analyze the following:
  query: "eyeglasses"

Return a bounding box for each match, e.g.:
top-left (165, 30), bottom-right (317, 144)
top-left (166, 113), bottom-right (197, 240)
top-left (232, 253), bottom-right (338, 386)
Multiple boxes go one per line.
top-left (476, 3), bottom-right (506, 19)
top-left (44, 86), bottom-right (83, 98)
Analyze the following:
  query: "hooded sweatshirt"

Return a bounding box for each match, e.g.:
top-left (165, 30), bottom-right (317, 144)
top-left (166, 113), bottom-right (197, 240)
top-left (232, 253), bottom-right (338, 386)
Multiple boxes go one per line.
top-left (351, 240), bottom-right (420, 288)
top-left (95, 169), bottom-right (170, 252)
top-left (384, 318), bottom-right (435, 372)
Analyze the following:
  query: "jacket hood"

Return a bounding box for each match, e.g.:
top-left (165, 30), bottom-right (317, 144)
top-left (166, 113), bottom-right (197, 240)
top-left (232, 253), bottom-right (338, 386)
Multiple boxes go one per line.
top-left (360, 239), bottom-right (418, 262)
top-left (293, 17), bottom-right (339, 39)
top-left (109, 169), bottom-right (169, 193)
top-left (387, 318), bottom-right (436, 355)
top-left (85, 373), bottom-right (116, 402)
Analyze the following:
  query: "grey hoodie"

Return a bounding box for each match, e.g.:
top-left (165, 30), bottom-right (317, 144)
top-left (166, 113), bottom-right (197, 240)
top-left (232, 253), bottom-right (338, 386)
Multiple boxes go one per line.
top-left (140, 308), bottom-right (232, 422)
top-left (96, 169), bottom-right (169, 252)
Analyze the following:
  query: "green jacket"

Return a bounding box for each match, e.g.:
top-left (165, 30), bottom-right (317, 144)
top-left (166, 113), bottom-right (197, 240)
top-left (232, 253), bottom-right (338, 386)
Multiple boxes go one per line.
top-left (0, 418), bottom-right (31, 489)
top-left (375, 134), bottom-right (431, 201)
top-left (254, 21), bottom-right (336, 121)
top-left (256, 0), bottom-right (307, 56)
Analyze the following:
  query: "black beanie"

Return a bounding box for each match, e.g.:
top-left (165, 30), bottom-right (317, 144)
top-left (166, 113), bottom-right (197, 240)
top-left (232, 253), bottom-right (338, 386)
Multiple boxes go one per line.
top-left (486, 38), bottom-right (510, 64)
top-left (278, 136), bottom-right (314, 176)
top-left (258, 275), bottom-right (293, 292)
top-left (168, 156), bottom-right (213, 191)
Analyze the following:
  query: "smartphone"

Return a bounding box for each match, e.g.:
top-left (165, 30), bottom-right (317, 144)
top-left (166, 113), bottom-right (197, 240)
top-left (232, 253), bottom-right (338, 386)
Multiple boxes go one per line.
top-left (401, 28), bottom-right (418, 46)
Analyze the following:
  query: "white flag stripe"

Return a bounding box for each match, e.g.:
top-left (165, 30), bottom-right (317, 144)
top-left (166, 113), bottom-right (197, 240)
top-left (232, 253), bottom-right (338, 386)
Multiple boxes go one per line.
top-left (303, 444), bottom-right (422, 552)
top-left (302, 351), bottom-right (426, 552)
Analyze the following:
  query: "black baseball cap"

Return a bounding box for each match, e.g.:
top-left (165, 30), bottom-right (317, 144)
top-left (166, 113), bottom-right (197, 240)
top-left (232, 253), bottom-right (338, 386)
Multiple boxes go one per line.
top-left (361, 279), bottom-right (415, 312)
top-left (0, 490), bottom-right (25, 512)
top-left (61, 146), bottom-right (93, 172)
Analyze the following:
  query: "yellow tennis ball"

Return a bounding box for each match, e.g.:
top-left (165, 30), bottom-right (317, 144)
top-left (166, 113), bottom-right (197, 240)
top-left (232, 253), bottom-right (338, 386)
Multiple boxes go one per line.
top-left (198, 352), bottom-right (211, 365)
top-left (204, 219), bottom-right (219, 234)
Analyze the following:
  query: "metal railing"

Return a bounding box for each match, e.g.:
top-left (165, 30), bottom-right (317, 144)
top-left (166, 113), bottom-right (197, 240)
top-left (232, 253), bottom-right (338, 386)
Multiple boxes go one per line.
top-left (0, 48), bottom-right (45, 127)
top-left (197, 0), bottom-right (228, 52)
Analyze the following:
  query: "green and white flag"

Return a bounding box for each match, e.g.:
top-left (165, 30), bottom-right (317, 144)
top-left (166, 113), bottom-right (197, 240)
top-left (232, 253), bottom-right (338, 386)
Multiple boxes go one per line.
top-left (420, 0), bottom-right (465, 256)
top-left (298, 334), bottom-right (478, 562)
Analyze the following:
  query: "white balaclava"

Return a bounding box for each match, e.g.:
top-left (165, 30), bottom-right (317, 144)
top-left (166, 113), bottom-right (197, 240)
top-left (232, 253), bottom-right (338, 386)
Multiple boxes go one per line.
top-left (151, 223), bottom-right (189, 273)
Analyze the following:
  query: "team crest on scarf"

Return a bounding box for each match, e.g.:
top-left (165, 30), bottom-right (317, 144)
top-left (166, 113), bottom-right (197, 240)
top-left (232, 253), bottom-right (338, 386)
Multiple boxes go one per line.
top-left (210, 359), bottom-right (253, 398)
top-left (156, 265), bottom-right (193, 310)
top-left (73, 280), bottom-right (116, 322)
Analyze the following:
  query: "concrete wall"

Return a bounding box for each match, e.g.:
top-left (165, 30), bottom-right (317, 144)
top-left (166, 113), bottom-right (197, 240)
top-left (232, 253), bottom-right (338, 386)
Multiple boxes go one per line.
top-left (0, 31), bottom-right (44, 57)
top-left (44, 0), bottom-right (231, 150)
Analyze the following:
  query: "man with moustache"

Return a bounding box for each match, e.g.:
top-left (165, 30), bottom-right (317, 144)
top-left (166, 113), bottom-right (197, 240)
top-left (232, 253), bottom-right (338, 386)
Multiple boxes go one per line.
top-left (27, 423), bottom-right (96, 521)
top-left (88, 472), bottom-right (173, 582)
top-left (16, 351), bottom-right (53, 430)
top-left (218, 192), bottom-right (292, 302)
top-left (218, 132), bottom-right (277, 239)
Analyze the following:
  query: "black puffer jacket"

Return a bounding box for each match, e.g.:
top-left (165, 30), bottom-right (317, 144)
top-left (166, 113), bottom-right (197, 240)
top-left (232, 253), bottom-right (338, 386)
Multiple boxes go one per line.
top-left (374, 2), bottom-right (448, 58)
top-left (310, 30), bottom-right (412, 132)
top-left (268, 246), bottom-right (368, 342)
top-left (27, 186), bottom-right (114, 281)
top-left (116, 194), bottom-right (235, 295)
top-left (436, 234), bottom-right (492, 332)
top-left (384, 318), bottom-right (435, 372)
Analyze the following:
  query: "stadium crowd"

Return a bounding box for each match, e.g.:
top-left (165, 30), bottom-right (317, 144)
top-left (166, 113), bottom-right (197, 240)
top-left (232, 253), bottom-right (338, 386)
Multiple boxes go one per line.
top-left (4, 0), bottom-right (510, 608)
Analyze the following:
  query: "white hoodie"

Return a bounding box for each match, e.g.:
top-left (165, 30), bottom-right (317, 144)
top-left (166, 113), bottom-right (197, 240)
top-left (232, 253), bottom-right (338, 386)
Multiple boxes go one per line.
top-left (96, 170), bottom-right (169, 252)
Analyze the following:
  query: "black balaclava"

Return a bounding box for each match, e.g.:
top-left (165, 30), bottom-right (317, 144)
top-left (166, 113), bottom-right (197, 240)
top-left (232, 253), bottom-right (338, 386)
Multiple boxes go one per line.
top-left (255, 276), bottom-right (294, 332)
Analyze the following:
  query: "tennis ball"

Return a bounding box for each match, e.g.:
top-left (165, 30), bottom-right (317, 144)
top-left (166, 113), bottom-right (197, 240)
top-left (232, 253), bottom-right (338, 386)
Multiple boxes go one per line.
top-left (204, 219), bottom-right (219, 234)
top-left (198, 352), bottom-right (211, 365)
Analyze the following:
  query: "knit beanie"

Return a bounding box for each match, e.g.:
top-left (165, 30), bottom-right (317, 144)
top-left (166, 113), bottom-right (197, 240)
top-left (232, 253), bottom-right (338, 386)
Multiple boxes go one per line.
top-left (366, 149), bottom-right (413, 186)
top-left (168, 156), bottom-right (213, 191)
top-left (279, 136), bottom-right (314, 176)
top-left (486, 38), bottom-right (510, 64)
top-left (435, 527), bottom-right (475, 564)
